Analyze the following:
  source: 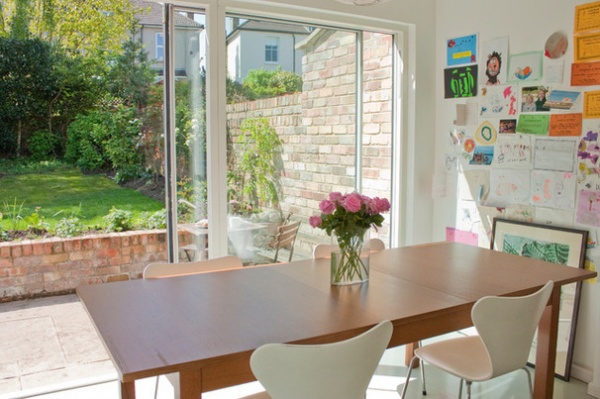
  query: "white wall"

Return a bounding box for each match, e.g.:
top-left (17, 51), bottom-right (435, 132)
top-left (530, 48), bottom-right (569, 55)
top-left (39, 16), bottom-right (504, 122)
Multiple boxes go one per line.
top-left (434, 0), bottom-right (600, 389)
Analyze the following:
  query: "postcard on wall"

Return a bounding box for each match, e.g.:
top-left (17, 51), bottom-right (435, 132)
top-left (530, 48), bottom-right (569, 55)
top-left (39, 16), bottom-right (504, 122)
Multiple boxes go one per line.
top-left (530, 170), bottom-right (577, 210)
top-left (571, 61), bottom-right (600, 86)
top-left (507, 52), bottom-right (543, 83)
top-left (516, 114), bottom-right (550, 135)
top-left (479, 36), bottom-right (509, 86)
top-left (488, 169), bottom-right (531, 207)
top-left (584, 90), bottom-right (600, 118)
top-left (578, 127), bottom-right (600, 177)
top-left (470, 146), bottom-right (494, 166)
top-left (575, 32), bottom-right (600, 63)
top-left (544, 90), bottom-right (581, 111)
top-left (575, 1), bottom-right (600, 34)
top-left (576, 190), bottom-right (600, 227)
top-left (479, 85), bottom-right (518, 118)
top-left (549, 114), bottom-right (583, 137)
top-left (499, 119), bottom-right (517, 133)
top-left (447, 34), bottom-right (477, 67)
top-left (544, 59), bottom-right (564, 84)
top-left (444, 65), bottom-right (478, 98)
top-left (493, 134), bottom-right (531, 168)
top-left (521, 85), bottom-right (551, 113)
top-left (534, 137), bottom-right (578, 172)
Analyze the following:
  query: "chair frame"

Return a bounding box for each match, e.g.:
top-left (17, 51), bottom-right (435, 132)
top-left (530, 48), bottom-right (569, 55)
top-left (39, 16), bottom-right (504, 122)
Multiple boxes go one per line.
top-left (399, 281), bottom-right (554, 399)
top-left (270, 220), bottom-right (301, 263)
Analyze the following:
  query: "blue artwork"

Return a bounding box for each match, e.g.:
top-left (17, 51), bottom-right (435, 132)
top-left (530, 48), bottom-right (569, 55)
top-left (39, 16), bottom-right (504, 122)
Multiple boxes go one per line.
top-left (447, 34), bottom-right (477, 66)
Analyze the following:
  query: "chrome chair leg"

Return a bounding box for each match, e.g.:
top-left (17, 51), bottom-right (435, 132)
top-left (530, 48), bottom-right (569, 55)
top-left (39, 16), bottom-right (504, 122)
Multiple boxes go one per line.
top-left (458, 379), bottom-right (463, 399)
top-left (420, 358), bottom-right (427, 395)
top-left (399, 356), bottom-right (419, 399)
top-left (523, 367), bottom-right (533, 398)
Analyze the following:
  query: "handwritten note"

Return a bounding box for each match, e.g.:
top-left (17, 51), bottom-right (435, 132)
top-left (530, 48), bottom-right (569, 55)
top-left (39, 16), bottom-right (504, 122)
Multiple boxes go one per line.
top-left (584, 90), bottom-right (600, 118)
top-left (533, 137), bottom-right (577, 172)
top-left (549, 114), bottom-right (583, 136)
top-left (575, 1), bottom-right (600, 34)
top-left (575, 33), bottom-right (600, 63)
top-left (571, 61), bottom-right (600, 86)
top-left (516, 114), bottom-right (550, 135)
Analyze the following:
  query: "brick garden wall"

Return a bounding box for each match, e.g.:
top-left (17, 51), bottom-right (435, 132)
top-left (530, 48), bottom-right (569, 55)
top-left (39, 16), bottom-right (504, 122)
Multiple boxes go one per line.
top-left (0, 230), bottom-right (192, 301)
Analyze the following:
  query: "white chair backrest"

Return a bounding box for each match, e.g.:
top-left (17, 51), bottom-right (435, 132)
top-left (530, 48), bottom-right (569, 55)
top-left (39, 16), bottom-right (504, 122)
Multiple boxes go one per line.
top-left (472, 280), bottom-right (553, 378)
top-left (250, 320), bottom-right (393, 399)
top-left (313, 238), bottom-right (385, 260)
top-left (143, 255), bottom-right (243, 279)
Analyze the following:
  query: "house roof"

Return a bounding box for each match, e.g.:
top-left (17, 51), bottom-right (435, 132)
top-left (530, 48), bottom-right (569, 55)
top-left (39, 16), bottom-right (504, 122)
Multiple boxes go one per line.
top-left (131, 0), bottom-right (203, 29)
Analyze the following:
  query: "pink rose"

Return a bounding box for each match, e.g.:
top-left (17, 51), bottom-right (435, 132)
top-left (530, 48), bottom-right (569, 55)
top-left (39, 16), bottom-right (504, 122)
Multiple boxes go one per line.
top-left (329, 192), bottom-right (343, 202)
top-left (342, 193), bottom-right (363, 213)
top-left (374, 197), bottom-right (391, 213)
top-left (309, 215), bottom-right (322, 228)
top-left (319, 200), bottom-right (336, 214)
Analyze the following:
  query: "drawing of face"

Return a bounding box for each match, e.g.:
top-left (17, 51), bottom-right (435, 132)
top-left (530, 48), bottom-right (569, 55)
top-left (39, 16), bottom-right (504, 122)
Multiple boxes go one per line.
top-left (487, 55), bottom-right (500, 77)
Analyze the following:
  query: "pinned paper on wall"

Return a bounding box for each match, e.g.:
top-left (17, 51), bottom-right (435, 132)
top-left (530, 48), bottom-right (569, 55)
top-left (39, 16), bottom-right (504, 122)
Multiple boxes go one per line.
top-left (516, 114), bottom-right (550, 135)
top-left (571, 61), bottom-right (600, 86)
top-left (530, 170), bottom-right (576, 210)
top-left (446, 227), bottom-right (478, 246)
top-left (577, 128), bottom-right (600, 177)
top-left (492, 134), bottom-right (531, 168)
top-left (475, 121), bottom-right (497, 144)
top-left (463, 170), bottom-right (490, 202)
top-left (507, 51), bottom-right (543, 83)
top-left (470, 146), bottom-right (494, 166)
top-left (575, 1), bottom-right (600, 33)
top-left (534, 137), bottom-right (578, 172)
top-left (480, 36), bottom-right (508, 86)
top-left (488, 169), bottom-right (531, 207)
top-left (499, 119), bottom-right (517, 133)
top-left (505, 204), bottom-right (535, 222)
top-left (479, 85), bottom-right (518, 118)
top-left (444, 66), bottom-right (478, 98)
top-left (583, 90), bottom-right (600, 118)
top-left (574, 32), bottom-right (600, 63)
top-left (534, 207), bottom-right (574, 226)
top-left (447, 34), bottom-right (477, 66)
top-left (549, 113), bottom-right (583, 136)
top-left (576, 190), bottom-right (600, 227)
top-left (454, 102), bottom-right (478, 126)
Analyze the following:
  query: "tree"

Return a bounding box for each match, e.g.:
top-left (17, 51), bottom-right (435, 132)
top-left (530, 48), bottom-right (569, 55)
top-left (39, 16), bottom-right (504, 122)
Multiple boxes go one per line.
top-left (1, 0), bottom-right (136, 56)
top-left (0, 38), bottom-right (55, 156)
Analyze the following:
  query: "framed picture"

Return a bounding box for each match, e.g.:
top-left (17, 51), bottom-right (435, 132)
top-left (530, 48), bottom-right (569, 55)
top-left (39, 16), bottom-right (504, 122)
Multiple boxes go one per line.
top-left (490, 218), bottom-right (588, 381)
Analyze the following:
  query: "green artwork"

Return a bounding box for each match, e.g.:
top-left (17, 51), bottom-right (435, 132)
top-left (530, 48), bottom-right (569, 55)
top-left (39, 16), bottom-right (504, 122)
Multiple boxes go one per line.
top-left (502, 234), bottom-right (569, 265)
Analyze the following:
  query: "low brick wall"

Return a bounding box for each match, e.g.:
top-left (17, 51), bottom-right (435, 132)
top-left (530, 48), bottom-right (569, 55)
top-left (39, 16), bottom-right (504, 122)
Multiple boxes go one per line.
top-left (0, 230), bottom-right (192, 302)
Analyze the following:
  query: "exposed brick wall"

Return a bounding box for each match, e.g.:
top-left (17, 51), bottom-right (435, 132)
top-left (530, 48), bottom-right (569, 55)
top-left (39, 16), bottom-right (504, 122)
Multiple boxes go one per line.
top-left (0, 230), bottom-right (192, 302)
top-left (227, 31), bottom-right (393, 254)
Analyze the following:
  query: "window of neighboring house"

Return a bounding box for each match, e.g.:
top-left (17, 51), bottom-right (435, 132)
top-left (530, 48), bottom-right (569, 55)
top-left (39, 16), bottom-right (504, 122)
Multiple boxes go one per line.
top-left (156, 32), bottom-right (164, 61)
top-left (265, 37), bottom-right (278, 63)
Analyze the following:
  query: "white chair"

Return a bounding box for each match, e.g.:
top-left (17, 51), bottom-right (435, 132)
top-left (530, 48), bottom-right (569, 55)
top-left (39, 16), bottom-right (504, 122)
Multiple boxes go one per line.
top-left (312, 237), bottom-right (385, 259)
top-left (143, 255), bottom-right (243, 279)
top-left (241, 320), bottom-right (393, 399)
top-left (399, 281), bottom-right (554, 399)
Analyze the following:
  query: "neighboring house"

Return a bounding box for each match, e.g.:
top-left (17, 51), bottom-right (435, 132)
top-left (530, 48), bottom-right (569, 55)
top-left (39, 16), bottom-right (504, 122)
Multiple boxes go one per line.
top-left (130, 0), bottom-right (203, 78)
top-left (226, 18), bottom-right (311, 83)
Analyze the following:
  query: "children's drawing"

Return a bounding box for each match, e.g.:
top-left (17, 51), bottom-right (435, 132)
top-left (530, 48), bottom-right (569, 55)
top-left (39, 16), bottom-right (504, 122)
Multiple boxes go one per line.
top-left (488, 169), bottom-right (531, 207)
top-left (475, 121), bottom-right (497, 145)
top-left (479, 36), bottom-right (508, 86)
top-left (492, 134), bottom-right (531, 168)
top-left (508, 52), bottom-right (543, 83)
top-left (479, 85), bottom-right (518, 118)
top-left (576, 190), bottom-right (600, 227)
top-left (530, 170), bottom-right (576, 210)
top-left (447, 34), bottom-right (477, 66)
top-left (578, 128), bottom-right (600, 177)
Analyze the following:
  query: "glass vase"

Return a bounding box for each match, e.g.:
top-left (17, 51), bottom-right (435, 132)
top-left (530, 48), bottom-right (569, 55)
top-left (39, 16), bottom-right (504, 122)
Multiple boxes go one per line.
top-left (330, 229), bottom-right (370, 285)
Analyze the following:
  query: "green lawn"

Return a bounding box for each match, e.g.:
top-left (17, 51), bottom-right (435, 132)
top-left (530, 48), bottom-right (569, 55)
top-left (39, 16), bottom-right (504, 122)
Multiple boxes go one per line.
top-left (0, 163), bottom-right (164, 231)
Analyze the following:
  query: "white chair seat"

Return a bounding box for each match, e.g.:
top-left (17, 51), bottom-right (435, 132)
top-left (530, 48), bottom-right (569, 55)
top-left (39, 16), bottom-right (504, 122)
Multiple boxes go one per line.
top-left (415, 335), bottom-right (491, 382)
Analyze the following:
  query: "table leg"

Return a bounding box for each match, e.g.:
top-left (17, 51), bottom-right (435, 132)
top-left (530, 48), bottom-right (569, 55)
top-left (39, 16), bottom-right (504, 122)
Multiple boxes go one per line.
top-left (119, 381), bottom-right (136, 399)
top-left (405, 342), bottom-right (420, 368)
top-left (180, 368), bottom-right (203, 399)
top-left (533, 287), bottom-right (560, 399)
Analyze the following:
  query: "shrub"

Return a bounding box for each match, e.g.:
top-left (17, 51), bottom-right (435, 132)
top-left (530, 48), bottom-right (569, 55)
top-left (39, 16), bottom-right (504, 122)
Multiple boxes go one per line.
top-left (242, 68), bottom-right (302, 99)
top-left (27, 130), bottom-right (61, 161)
top-left (54, 216), bottom-right (86, 238)
top-left (139, 209), bottom-right (167, 229)
top-left (104, 207), bottom-right (134, 232)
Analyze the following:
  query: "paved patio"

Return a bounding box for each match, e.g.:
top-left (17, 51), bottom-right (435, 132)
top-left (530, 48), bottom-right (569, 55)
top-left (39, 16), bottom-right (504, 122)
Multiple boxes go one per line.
top-left (0, 294), bottom-right (116, 398)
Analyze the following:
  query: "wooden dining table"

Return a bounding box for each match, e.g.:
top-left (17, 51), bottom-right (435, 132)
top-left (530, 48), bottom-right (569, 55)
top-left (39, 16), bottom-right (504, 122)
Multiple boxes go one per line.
top-left (76, 241), bottom-right (596, 399)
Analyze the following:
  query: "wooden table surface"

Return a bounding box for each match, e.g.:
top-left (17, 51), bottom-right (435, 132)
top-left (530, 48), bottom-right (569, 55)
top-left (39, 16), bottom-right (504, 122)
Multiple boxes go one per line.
top-left (76, 242), bottom-right (596, 399)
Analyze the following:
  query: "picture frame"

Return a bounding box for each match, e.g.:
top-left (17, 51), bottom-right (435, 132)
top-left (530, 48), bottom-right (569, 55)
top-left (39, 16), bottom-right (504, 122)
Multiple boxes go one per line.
top-left (490, 218), bottom-right (588, 381)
